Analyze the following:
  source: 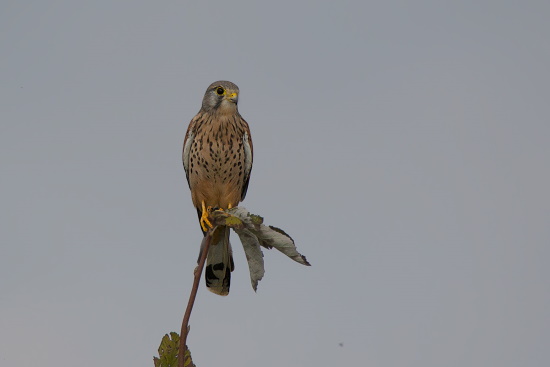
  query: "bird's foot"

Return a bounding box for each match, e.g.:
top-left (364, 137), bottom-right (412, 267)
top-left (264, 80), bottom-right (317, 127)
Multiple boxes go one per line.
top-left (200, 201), bottom-right (213, 232)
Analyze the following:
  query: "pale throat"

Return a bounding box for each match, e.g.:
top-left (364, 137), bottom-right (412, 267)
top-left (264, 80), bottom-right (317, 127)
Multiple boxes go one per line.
top-left (216, 100), bottom-right (238, 116)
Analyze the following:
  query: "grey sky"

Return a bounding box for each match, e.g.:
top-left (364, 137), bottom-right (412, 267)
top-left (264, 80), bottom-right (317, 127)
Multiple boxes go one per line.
top-left (1, 1), bottom-right (549, 366)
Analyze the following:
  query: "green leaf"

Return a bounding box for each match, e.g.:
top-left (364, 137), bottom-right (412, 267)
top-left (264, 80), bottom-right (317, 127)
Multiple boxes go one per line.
top-left (224, 215), bottom-right (243, 228)
top-left (154, 332), bottom-right (179, 367)
top-left (249, 213), bottom-right (264, 225)
top-left (153, 332), bottom-right (195, 367)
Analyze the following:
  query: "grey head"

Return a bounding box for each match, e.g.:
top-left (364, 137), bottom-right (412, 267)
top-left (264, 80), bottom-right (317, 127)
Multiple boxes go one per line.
top-left (201, 80), bottom-right (240, 113)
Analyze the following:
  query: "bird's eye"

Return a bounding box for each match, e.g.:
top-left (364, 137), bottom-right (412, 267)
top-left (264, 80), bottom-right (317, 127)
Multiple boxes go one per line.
top-left (216, 87), bottom-right (225, 95)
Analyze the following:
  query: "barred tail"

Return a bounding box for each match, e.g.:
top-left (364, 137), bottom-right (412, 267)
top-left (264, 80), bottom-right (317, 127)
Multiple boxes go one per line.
top-left (204, 226), bottom-right (234, 296)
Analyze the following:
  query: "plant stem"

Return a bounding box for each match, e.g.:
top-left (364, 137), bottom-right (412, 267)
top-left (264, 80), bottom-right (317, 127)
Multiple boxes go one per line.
top-left (178, 232), bottom-right (212, 367)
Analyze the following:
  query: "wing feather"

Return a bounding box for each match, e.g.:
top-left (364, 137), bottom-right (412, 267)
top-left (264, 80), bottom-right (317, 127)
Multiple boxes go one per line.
top-left (182, 123), bottom-right (195, 189)
top-left (241, 130), bottom-right (253, 201)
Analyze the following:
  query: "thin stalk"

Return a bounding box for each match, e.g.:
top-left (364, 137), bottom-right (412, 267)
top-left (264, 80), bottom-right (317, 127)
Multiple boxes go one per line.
top-left (178, 232), bottom-right (212, 367)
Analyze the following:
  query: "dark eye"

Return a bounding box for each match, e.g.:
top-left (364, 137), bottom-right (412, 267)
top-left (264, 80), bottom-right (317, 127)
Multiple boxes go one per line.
top-left (216, 87), bottom-right (225, 95)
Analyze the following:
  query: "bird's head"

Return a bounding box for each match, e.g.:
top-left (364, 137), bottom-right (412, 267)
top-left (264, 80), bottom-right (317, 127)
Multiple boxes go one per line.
top-left (201, 80), bottom-right (240, 114)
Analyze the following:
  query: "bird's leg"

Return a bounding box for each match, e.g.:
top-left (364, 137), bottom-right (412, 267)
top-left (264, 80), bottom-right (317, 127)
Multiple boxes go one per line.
top-left (200, 200), bottom-right (213, 232)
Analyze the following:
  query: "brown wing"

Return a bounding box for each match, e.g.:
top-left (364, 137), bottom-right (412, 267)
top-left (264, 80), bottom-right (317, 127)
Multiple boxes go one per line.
top-left (240, 119), bottom-right (253, 201)
top-left (182, 115), bottom-right (198, 189)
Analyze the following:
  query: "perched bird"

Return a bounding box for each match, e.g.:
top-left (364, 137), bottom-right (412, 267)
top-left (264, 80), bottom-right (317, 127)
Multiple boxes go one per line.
top-left (183, 81), bottom-right (253, 295)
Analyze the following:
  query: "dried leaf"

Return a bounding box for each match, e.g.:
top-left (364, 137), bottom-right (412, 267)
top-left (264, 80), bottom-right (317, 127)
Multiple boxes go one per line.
top-left (211, 207), bottom-right (311, 291)
top-left (234, 228), bottom-right (265, 291)
top-left (254, 224), bottom-right (311, 266)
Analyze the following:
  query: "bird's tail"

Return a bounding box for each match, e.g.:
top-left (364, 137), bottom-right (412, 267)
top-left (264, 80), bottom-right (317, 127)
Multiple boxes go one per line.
top-left (204, 225), bottom-right (234, 296)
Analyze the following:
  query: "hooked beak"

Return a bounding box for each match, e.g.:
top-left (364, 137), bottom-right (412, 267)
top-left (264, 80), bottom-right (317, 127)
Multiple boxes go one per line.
top-left (225, 92), bottom-right (238, 104)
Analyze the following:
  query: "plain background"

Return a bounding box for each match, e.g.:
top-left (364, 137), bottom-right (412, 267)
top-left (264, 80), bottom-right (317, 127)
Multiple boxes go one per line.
top-left (1, 1), bottom-right (549, 366)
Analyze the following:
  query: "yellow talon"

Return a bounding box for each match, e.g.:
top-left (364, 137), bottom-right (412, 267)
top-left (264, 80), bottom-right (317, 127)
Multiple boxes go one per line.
top-left (200, 200), bottom-right (213, 232)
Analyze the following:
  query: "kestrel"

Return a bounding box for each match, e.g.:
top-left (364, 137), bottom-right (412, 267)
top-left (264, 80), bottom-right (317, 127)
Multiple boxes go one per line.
top-left (183, 81), bottom-right (253, 296)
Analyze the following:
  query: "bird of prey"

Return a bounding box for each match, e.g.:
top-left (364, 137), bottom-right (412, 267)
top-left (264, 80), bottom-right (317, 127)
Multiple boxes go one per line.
top-left (183, 81), bottom-right (253, 295)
